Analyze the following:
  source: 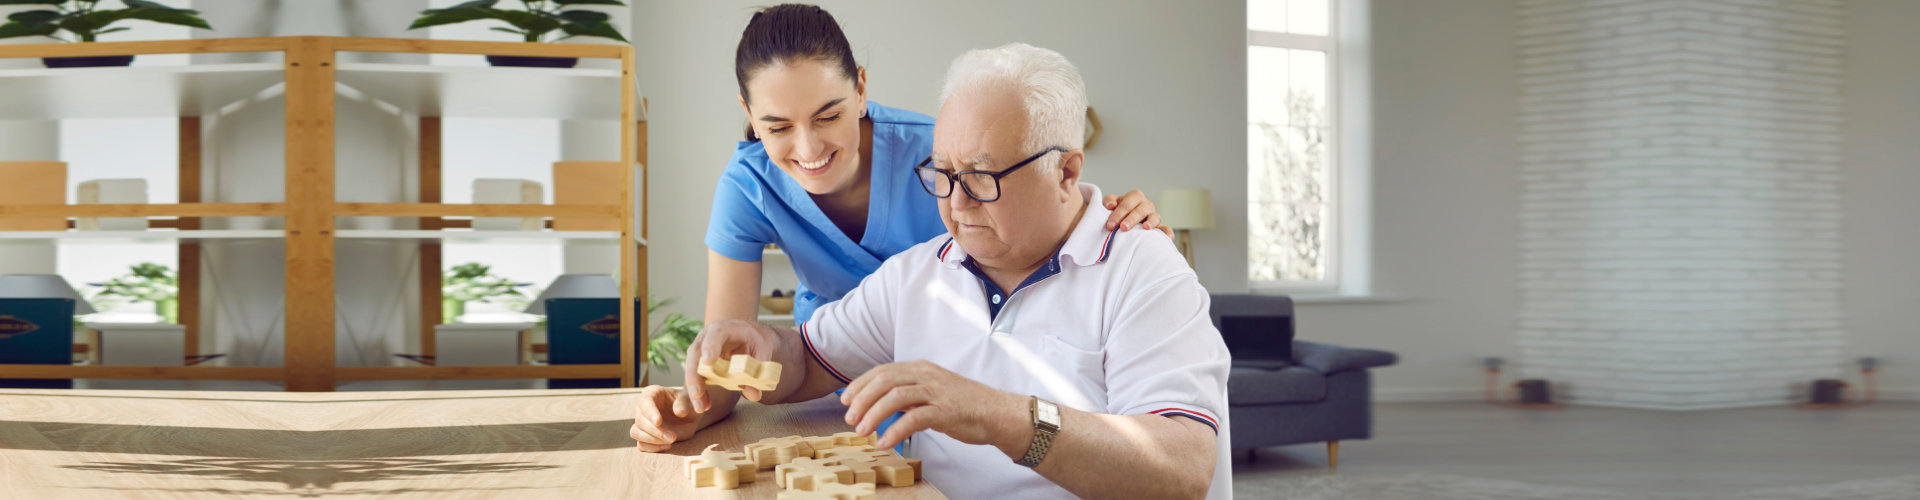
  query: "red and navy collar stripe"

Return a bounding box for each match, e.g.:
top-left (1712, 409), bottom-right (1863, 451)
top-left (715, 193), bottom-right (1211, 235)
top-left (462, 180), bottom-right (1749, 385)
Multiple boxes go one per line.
top-left (1096, 227), bottom-right (1119, 264)
top-left (1151, 408), bottom-right (1219, 434)
top-left (936, 238), bottom-right (956, 263)
top-left (798, 322), bottom-right (852, 384)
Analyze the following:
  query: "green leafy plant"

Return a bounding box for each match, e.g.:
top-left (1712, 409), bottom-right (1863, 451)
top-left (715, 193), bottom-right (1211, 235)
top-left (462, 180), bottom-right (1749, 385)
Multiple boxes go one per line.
top-left (89, 262), bottom-right (178, 323)
top-left (0, 0), bottom-right (212, 43)
top-left (442, 263), bottom-right (529, 320)
top-left (644, 296), bottom-right (701, 368)
top-left (407, 0), bottom-right (627, 43)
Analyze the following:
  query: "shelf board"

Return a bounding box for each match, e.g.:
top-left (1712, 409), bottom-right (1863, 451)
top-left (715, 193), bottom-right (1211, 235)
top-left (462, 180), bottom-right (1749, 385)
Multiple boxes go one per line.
top-left (0, 229), bottom-right (646, 246)
top-left (0, 229), bottom-right (281, 242)
top-left (0, 61), bottom-right (632, 120)
top-left (757, 314), bottom-right (794, 324)
top-left (334, 62), bottom-right (627, 119)
top-left (0, 63), bottom-right (283, 120)
top-left (336, 229), bottom-right (645, 245)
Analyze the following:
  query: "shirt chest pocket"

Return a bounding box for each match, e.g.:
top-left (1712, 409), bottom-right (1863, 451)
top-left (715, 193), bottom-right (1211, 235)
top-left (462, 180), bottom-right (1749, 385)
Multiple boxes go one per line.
top-left (1032, 334), bottom-right (1109, 411)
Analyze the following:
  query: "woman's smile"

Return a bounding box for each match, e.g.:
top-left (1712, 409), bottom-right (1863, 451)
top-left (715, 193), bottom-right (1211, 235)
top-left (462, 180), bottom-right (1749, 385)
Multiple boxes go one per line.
top-left (793, 150), bottom-right (836, 176)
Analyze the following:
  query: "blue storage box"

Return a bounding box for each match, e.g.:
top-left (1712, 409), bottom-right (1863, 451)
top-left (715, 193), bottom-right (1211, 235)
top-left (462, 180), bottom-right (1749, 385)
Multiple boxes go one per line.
top-left (544, 298), bottom-right (642, 389)
top-left (0, 298), bottom-right (77, 389)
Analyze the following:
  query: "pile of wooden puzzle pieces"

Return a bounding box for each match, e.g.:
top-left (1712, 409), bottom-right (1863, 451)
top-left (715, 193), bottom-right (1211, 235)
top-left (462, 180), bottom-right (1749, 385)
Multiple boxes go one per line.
top-left (685, 432), bottom-right (923, 500)
top-left (684, 355), bottom-right (922, 499)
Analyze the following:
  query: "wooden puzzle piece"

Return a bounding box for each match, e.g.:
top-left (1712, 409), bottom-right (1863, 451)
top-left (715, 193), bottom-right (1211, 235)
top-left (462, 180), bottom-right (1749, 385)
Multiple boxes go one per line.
top-left (776, 482), bottom-right (877, 500)
top-left (826, 449), bottom-right (921, 487)
top-left (684, 444), bottom-right (758, 489)
top-left (801, 432), bottom-right (877, 458)
top-left (744, 435), bottom-right (816, 469)
top-left (698, 354), bottom-right (782, 392)
top-left (816, 445), bottom-right (885, 462)
top-left (773, 456), bottom-right (868, 491)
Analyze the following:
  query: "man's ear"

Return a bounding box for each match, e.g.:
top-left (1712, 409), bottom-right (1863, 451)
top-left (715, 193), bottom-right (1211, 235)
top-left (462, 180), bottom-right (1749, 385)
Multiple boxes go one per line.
top-left (1057, 149), bottom-right (1085, 200)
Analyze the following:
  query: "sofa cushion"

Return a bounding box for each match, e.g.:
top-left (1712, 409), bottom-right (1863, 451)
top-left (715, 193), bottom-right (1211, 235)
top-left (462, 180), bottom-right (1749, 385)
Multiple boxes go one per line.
top-left (1228, 364), bottom-right (1327, 405)
top-left (1220, 315), bottom-right (1293, 361)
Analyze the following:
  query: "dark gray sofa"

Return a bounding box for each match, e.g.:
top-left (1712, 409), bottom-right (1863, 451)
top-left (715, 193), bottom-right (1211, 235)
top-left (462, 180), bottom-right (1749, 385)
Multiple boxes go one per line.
top-left (1211, 294), bottom-right (1397, 467)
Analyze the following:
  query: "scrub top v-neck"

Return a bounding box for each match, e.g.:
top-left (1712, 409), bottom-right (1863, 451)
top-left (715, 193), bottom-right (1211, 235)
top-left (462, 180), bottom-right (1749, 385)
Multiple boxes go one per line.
top-left (705, 102), bottom-right (946, 324)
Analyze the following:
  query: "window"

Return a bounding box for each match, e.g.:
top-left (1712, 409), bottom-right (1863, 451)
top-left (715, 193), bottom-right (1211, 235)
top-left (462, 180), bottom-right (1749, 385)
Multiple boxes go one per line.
top-left (1248, 0), bottom-right (1339, 291)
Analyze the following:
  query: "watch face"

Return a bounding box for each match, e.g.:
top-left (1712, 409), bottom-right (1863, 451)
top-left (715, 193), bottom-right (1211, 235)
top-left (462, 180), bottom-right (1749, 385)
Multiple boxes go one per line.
top-left (1037, 401), bottom-right (1061, 425)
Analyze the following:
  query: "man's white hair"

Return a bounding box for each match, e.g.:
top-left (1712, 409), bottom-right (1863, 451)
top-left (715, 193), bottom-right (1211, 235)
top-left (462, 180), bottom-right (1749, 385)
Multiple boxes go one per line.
top-left (938, 43), bottom-right (1087, 173)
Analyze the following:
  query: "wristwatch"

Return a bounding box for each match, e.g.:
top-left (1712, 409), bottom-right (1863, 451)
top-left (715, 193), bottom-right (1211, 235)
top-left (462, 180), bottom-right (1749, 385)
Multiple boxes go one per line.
top-left (1016, 396), bottom-right (1061, 467)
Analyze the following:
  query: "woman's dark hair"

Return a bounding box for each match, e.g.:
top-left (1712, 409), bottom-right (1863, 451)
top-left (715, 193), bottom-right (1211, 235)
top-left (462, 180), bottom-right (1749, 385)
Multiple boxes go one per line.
top-left (736, 3), bottom-right (860, 141)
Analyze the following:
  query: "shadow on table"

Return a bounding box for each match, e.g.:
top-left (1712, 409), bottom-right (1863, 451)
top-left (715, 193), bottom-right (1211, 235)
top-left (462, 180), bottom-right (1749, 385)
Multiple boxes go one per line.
top-left (2, 419), bottom-right (635, 458)
top-left (60, 458), bottom-right (561, 497)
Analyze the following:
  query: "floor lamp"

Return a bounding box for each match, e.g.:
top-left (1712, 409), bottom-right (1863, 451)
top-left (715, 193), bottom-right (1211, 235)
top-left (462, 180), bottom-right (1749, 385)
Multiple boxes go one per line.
top-left (1157, 189), bottom-right (1213, 269)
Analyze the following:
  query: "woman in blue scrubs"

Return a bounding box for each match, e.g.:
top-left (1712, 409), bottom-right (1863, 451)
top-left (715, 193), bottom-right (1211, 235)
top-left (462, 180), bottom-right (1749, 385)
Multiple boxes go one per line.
top-left (632, 4), bottom-right (1163, 452)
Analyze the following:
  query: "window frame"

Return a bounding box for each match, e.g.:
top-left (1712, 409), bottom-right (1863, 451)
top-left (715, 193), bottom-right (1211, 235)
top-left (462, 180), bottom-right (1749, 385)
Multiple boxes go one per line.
top-left (1247, 0), bottom-right (1343, 294)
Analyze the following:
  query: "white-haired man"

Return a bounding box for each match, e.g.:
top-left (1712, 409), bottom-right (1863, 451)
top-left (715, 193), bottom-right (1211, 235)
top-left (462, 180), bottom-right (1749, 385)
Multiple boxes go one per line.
top-left (632, 43), bottom-right (1231, 499)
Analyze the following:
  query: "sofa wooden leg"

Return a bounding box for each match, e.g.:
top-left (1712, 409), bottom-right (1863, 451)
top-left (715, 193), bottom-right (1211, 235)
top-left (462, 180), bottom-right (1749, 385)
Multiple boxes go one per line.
top-left (1327, 441), bottom-right (1340, 468)
top-left (1247, 448), bottom-right (1257, 463)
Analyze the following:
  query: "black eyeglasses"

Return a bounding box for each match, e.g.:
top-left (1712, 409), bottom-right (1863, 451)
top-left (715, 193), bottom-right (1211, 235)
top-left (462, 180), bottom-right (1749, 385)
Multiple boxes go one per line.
top-left (914, 146), bottom-right (1066, 203)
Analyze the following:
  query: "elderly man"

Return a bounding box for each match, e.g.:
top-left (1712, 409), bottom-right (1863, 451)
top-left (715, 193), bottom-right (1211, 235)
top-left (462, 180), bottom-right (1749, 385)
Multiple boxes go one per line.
top-left (632, 43), bottom-right (1231, 500)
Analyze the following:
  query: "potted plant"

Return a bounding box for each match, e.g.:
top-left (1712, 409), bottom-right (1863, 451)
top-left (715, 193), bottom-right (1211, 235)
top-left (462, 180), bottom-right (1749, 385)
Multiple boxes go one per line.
top-left (0, 0), bottom-right (214, 68)
top-left (642, 296), bottom-right (701, 386)
top-left (441, 262), bottom-right (530, 322)
top-left (406, 0), bottom-right (627, 68)
top-left (88, 262), bottom-right (178, 323)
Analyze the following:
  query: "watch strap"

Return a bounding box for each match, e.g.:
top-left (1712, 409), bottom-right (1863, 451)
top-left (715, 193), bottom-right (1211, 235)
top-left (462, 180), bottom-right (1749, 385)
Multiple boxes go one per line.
top-left (1016, 397), bottom-right (1058, 467)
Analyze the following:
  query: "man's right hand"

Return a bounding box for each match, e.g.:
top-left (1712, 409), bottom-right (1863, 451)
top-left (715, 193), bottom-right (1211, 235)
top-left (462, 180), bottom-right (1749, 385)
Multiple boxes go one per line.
top-left (631, 385), bottom-right (700, 453)
top-left (683, 318), bottom-right (784, 412)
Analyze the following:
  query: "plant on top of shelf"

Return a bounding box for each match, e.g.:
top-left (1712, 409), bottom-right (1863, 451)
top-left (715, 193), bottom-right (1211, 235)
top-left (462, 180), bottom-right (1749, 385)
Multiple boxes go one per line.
top-left (0, 0), bottom-right (214, 68)
top-left (88, 262), bottom-right (179, 324)
top-left (406, 0), bottom-right (627, 68)
top-left (442, 262), bottom-right (531, 322)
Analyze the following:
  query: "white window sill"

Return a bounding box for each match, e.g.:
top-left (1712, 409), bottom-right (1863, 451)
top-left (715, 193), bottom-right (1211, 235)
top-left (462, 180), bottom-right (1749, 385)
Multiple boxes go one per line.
top-left (1249, 291), bottom-right (1407, 304)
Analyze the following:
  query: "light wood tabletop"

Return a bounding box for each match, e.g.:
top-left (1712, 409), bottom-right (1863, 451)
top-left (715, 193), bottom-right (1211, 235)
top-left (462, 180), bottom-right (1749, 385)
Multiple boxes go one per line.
top-left (0, 388), bottom-right (945, 499)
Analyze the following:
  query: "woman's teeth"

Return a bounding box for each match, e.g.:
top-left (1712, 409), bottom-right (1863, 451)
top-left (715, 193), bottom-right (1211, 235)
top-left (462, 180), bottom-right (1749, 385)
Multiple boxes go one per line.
top-left (797, 153), bottom-right (831, 170)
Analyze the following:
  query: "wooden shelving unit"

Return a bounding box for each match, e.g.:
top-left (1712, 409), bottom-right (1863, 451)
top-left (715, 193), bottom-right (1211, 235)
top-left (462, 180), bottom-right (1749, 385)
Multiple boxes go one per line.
top-left (0, 37), bottom-right (648, 392)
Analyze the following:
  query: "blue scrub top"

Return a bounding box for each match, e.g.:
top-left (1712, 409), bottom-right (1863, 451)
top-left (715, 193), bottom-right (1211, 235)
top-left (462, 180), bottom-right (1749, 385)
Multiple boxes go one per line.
top-left (705, 102), bottom-right (946, 324)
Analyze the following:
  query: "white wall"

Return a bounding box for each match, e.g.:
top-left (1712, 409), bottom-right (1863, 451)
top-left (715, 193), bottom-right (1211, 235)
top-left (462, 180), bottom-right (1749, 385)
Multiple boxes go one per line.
top-left (1303, 0), bottom-right (1520, 401)
top-left (632, 0), bottom-right (1524, 399)
top-left (1842, 0), bottom-right (1920, 401)
top-left (1515, 0), bottom-right (1848, 410)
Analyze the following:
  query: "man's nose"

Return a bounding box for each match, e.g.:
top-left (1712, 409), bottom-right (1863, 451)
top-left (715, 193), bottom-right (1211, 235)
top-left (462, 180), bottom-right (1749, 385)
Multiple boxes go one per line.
top-left (946, 183), bottom-right (981, 210)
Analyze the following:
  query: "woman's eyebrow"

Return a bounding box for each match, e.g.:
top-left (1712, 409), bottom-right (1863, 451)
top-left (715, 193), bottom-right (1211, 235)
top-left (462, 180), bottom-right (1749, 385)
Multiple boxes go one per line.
top-left (810, 98), bottom-right (846, 117)
top-left (757, 98), bottom-right (847, 123)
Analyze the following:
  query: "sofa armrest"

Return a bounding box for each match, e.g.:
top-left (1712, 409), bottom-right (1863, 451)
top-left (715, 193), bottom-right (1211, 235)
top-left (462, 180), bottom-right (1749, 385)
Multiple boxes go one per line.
top-left (1293, 340), bottom-right (1398, 375)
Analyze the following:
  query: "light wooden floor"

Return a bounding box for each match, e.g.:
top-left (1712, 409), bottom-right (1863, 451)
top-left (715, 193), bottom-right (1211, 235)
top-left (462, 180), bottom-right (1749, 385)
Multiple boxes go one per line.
top-left (1233, 401), bottom-right (1920, 497)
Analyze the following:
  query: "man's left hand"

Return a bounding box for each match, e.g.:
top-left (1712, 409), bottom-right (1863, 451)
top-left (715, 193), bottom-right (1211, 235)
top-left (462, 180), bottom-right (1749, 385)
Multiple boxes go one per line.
top-left (840, 360), bottom-right (1026, 452)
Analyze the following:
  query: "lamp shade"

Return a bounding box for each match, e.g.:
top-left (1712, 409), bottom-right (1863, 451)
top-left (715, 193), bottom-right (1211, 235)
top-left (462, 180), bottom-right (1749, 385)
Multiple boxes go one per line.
top-left (522, 274), bottom-right (619, 315)
top-left (1157, 189), bottom-right (1214, 230)
top-left (0, 274), bottom-right (96, 315)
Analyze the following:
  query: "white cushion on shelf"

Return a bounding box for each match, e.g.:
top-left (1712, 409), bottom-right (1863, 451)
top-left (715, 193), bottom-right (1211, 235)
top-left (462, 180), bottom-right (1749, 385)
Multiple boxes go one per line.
top-left (77, 179), bottom-right (149, 231)
top-left (472, 178), bottom-right (543, 231)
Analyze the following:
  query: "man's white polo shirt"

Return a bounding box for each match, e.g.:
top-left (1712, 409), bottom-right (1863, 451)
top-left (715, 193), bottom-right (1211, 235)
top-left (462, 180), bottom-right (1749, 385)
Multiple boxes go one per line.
top-left (801, 183), bottom-right (1233, 500)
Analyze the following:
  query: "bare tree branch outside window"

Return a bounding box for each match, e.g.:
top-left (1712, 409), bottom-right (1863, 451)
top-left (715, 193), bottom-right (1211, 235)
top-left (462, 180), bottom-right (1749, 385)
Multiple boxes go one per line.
top-left (1249, 89), bottom-right (1326, 282)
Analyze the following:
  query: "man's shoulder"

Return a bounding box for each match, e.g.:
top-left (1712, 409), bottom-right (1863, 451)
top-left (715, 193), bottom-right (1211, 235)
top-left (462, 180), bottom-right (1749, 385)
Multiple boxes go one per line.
top-left (1100, 228), bottom-right (1193, 282)
top-left (873, 233), bottom-right (958, 274)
